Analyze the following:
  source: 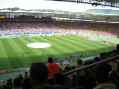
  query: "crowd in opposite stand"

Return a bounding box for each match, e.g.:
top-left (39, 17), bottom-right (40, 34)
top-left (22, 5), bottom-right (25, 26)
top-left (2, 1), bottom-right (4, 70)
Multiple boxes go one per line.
top-left (0, 22), bottom-right (118, 36)
top-left (0, 53), bottom-right (119, 89)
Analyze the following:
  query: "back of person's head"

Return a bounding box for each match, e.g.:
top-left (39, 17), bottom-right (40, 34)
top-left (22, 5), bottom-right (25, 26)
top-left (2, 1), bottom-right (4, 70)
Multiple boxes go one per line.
top-left (18, 74), bottom-right (23, 79)
top-left (94, 57), bottom-right (101, 62)
top-left (95, 63), bottom-right (112, 83)
top-left (116, 44), bottom-right (119, 52)
top-left (84, 60), bottom-right (94, 65)
top-left (48, 57), bottom-right (54, 63)
top-left (77, 59), bottom-right (83, 66)
top-left (30, 62), bottom-right (48, 84)
top-left (24, 71), bottom-right (29, 78)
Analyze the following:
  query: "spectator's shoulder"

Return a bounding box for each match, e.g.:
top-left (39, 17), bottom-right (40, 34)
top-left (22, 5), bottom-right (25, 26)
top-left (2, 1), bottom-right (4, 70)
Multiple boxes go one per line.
top-left (94, 83), bottom-right (117, 89)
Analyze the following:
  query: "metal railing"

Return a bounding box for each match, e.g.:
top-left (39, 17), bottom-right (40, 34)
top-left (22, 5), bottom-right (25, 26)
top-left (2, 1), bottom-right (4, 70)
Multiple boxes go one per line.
top-left (63, 54), bottom-right (119, 76)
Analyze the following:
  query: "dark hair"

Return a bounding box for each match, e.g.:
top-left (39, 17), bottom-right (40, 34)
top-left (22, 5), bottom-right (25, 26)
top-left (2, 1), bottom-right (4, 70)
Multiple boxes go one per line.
top-left (30, 62), bottom-right (48, 83)
top-left (48, 57), bottom-right (53, 63)
top-left (95, 63), bottom-right (112, 83)
top-left (94, 57), bottom-right (101, 62)
top-left (77, 59), bottom-right (83, 65)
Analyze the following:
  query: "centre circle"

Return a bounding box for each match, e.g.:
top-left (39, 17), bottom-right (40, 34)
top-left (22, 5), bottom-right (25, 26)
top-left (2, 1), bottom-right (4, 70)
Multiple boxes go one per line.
top-left (27, 42), bottom-right (51, 48)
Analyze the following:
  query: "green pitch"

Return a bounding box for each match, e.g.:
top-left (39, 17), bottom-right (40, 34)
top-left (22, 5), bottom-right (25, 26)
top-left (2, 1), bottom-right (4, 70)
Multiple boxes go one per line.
top-left (0, 35), bottom-right (116, 70)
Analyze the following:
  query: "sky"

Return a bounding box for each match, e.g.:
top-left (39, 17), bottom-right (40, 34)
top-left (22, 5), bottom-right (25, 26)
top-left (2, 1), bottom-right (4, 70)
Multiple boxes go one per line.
top-left (0, 0), bottom-right (119, 12)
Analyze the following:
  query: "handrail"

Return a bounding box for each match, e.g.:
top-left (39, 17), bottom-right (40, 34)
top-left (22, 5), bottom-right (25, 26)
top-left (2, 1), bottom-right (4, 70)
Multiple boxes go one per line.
top-left (63, 54), bottom-right (119, 76)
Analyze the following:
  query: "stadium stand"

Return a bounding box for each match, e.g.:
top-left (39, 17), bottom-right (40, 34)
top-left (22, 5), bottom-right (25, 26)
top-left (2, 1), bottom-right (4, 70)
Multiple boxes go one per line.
top-left (0, 7), bottom-right (119, 89)
top-left (0, 47), bottom-right (119, 89)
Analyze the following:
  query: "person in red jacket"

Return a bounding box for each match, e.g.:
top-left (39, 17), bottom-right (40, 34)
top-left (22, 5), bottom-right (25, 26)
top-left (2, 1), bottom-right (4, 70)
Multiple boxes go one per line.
top-left (47, 57), bottom-right (61, 83)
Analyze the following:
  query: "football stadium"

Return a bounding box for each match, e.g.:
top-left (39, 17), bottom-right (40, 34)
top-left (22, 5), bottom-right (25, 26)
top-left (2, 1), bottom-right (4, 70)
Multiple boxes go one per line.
top-left (0, 0), bottom-right (119, 89)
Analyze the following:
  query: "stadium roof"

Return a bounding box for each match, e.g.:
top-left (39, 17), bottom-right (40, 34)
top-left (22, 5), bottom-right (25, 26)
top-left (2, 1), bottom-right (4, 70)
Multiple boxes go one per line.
top-left (1, 0), bottom-right (119, 13)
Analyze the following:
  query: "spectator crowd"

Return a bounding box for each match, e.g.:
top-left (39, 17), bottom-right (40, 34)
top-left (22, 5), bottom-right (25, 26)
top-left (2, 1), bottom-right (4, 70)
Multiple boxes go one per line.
top-left (0, 54), bottom-right (119, 89)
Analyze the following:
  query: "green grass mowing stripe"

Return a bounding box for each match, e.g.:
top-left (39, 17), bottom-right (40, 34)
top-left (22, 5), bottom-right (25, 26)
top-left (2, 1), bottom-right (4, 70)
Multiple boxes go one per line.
top-left (41, 37), bottom-right (71, 53)
top-left (68, 35), bottom-right (101, 49)
top-left (43, 36), bottom-right (80, 59)
top-left (53, 36), bottom-right (87, 57)
top-left (35, 36), bottom-right (71, 54)
top-left (75, 35), bottom-right (112, 49)
top-left (48, 36), bottom-right (79, 59)
top-left (68, 36), bottom-right (99, 48)
top-left (0, 39), bottom-right (11, 69)
top-left (69, 35), bottom-right (113, 52)
top-left (65, 35), bottom-right (105, 56)
top-left (17, 37), bottom-right (44, 63)
top-left (9, 38), bottom-right (31, 67)
top-left (62, 36), bottom-right (93, 50)
top-left (5, 38), bottom-right (25, 68)
top-left (59, 36), bottom-right (93, 57)
top-left (25, 36), bottom-right (53, 60)
top-left (0, 40), bottom-right (8, 58)
top-left (17, 37), bottom-right (43, 63)
top-left (33, 36), bottom-right (60, 56)
top-left (33, 36), bottom-right (70, 60)
top-left (58, 35), bottom-right (87, 51)
top-left (18, 37), bottom-right (42, 56)
top-left (77, 35), bottom-right (115, 54)
top-left (0, 38), bottom-right (21, 69)
top-left (32, 36), bottom-right (54, 59)
top-left (47, 36), bottom-right (98, 57)
top-left (27, 36), bottom-right (51, 60)
top-left (78, 36), bottom-right (115, 53)
top-left (16, 38), bottom-right (38, 65)
top-left (49, 36), bottom-right (80, 59)
top-left (3, 38), bottom-right (26, 68)
top-left (50, 36), bottom-right (77, 53)
top-left (42, 36), bottom-right (78, 59)
top-left (19, 37), bottom-right (51, 62)
top-left (74, 36), bottom-right (110, 54)
top-left (21, 36), bottom-right (60, 61)
top-left (30, 36), bottom-right (71, 60)
top-left (60, 36), bottom-right (97, 56)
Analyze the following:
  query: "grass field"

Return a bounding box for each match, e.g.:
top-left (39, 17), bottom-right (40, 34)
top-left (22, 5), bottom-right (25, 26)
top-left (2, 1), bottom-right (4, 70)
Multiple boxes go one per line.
top-left (0, 35), bottom-right (116, 70)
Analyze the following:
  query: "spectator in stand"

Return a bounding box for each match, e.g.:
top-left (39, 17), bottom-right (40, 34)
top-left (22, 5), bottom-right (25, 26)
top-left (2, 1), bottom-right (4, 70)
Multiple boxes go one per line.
top-left (2, 80), bottom-right (8, 89)
top-left (74, 59), bottom-right (96, 89)
top-left (94, 57), bottom-right (101, 62)
top-left (30, 62), bottom-right (48, 89)
top-left (0, 80), bottom-right (3, 89)
top-left (76, 59), bottom-right (83, 68)
top-left (62, 60), bottom-right (70, 72)
top-left (110, 70), bottom-right (119, 88)
top-left (72, 59), bottom-right (85, 88)
top-left (13, 74), bottom-right (23, 89)
top-left (94, 63), bottom-right (117, 89)
top-left (24, 72), bottom-right (29, 79)
top-left (47, 57), bottom-right (61, 84)
top-left (95, 63), bottom-right (112, 83)
top-left (75, 59), bottom-right (84, 80)
top-left (22, 72), bottom-right (32, 89)
top-left (6, 79), bottom-right (13, 89)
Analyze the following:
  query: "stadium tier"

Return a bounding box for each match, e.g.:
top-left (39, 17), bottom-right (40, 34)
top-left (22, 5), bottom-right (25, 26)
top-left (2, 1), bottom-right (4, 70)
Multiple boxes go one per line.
top-left (0, 3), bottom-right (119, 89)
